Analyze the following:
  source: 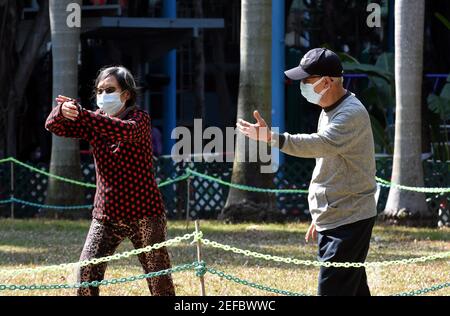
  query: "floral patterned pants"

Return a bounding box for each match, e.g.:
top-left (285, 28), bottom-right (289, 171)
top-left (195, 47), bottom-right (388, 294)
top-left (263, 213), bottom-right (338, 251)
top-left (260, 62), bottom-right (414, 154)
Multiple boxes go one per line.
top-left (77, 215), bottom-right (175, 296)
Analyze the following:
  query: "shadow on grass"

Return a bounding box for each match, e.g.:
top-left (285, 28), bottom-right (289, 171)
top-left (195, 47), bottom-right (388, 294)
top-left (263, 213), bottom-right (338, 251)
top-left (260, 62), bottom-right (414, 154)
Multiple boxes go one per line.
top-left (372, 224), bottom-right (450, 241)
top-left (0, 219), bottom-right (90, 232)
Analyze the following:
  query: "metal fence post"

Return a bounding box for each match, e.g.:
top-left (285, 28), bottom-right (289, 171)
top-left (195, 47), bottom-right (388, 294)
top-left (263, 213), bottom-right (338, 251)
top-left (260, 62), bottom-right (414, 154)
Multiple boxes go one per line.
top-left (185, 175), bottom-right (190, 230)
top-left (195, 220), bottom-right (206, 296)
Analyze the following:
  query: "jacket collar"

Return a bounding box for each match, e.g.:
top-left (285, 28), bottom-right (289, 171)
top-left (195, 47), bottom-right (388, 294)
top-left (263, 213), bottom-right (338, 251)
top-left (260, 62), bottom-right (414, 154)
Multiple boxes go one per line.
top-left (323, 90), bottom-right (351, 113)
top-left (96, 105), bottom-right (137, 119)
top-left (117, 105), bottom-right (137, 119)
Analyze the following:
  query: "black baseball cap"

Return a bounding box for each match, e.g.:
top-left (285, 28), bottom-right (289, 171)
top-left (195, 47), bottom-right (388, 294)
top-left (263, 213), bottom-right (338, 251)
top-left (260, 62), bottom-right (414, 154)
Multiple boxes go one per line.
top-left (285, 48), bottom-right (343, 80)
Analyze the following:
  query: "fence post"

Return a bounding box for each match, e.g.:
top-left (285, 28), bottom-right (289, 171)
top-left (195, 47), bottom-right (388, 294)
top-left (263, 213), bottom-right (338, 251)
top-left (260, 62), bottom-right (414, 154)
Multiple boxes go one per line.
top-left (10, 160), bottom-right (14, 219)
top-left (185, 176), bottom-right (191, 230)
top-left (195, 220), bottom-right (206, 296)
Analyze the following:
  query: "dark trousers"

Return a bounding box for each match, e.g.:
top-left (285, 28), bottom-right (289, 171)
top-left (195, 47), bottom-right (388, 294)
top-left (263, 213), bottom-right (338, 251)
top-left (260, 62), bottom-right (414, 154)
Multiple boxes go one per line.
top-left (317, 216), bottom-right (376, 296)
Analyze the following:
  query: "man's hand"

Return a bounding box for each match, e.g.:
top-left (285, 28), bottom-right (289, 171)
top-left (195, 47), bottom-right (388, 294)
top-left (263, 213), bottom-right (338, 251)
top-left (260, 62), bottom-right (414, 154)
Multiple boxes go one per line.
top-left (56, 95), bottom-right (79, 121)
top-left (236, 110), bottom-right (272, 143)
top-left (305, 222), bottom-right (317, 243)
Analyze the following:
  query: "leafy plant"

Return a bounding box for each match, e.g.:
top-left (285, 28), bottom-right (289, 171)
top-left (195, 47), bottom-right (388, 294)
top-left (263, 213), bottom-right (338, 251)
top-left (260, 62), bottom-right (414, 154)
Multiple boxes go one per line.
top-left (428, 12), bottom-right (450, 162)
top-left (337, 52), bottom-right (360, 64)
top-left (427, 75), bottom-right (450, 161)
top-left (435, 13), bottom-right (450, 30)
top-left (342, 53), bottom-right (395, 154)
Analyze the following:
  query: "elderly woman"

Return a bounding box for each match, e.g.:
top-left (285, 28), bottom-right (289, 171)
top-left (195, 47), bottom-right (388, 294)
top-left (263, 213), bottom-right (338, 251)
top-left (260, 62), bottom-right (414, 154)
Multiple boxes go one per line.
top-left (45, 66), bottom-right (175, 296)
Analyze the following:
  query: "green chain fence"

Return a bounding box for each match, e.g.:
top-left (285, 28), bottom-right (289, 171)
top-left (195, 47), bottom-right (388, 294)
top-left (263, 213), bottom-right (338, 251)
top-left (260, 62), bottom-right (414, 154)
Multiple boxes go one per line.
top-left (0, 230), bottom-right (448, 295)
top-left (0, 158), bottom-right (448, 295)
top-left (198, 237), bottom-right (450, 268)
top-left (393, 282), bottom-right (450, 296)
top-left (186, 168), bottom-right (309, 194)
top-left (375, 176), bottom-right (450, 194)
top-left (0, 158), bottom-right (449, 215)
top-left (0, 157), bottom-right (96, 188)
top-left (187, 168), bottom-right (450, 194)
top-left (0, 157), bottom-right (191, 211)
top-left (205, 266), bottom-right (308, 296)
top-left (1, 230), bottom-right (447, 277)
top-left (0, 262), bottom-right (198, 292)
top-left (0, 158), bottom-right (449, 197)
top-left (2, 263), bottom-right (447, 296)
top-left (1, 258), bottom-right (448, 296)
top-left (0, 157), bottom-right (448, 221)
top-left (0, 157), bottom-right (190, 190)
top-left (205, 265), bottom-right (450, 297)
top-left (1, 198), bottom-right (92, 210)
top-left (0, 232), bottom-right (200, 277)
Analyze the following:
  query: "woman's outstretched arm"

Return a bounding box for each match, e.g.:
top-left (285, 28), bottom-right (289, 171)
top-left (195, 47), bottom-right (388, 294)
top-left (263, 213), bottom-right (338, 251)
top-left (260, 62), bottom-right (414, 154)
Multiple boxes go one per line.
top-left (45, 102), bottom-right (93, 141)
top-left (79, 108), bottom-right (150, 143)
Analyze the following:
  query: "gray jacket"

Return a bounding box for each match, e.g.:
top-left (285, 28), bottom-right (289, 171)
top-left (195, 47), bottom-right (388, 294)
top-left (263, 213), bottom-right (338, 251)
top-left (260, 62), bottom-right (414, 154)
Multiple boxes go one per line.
top-left (271, 93), bottom-right (377, 231)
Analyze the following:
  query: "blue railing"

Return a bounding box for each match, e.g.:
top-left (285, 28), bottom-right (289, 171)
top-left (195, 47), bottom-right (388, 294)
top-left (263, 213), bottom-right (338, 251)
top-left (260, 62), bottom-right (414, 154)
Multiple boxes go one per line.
top-left (343, 73), bottom-right (448, 94)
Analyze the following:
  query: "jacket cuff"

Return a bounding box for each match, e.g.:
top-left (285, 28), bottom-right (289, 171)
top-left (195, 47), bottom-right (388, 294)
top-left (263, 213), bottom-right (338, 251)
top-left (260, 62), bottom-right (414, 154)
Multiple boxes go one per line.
top-left (270, 132), bottom-right (286, 149)
top-left (52, 104), bottom-right (68, 123)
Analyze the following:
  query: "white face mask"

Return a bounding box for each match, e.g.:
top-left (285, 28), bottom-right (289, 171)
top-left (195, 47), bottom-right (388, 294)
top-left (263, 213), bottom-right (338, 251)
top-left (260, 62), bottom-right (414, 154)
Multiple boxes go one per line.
top-left (96, 91), bottom-right (125, 116)
top-left (300, 77), bottom-right (329, 104)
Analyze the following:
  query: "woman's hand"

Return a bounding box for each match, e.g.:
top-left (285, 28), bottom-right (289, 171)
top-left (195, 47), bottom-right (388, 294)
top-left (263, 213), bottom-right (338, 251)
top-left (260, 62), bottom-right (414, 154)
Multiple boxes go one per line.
top-left (305, 222), bottom-right (317, 243)
top-left (56, 95), bottom-right (79, 121)
top-left (236, 110), bottom-right (272, 143)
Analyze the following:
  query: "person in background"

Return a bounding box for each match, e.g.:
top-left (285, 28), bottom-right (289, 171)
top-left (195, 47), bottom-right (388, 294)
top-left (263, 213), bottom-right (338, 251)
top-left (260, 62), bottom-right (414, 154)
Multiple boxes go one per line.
top-left (151, 126), bottom-right (163, 157)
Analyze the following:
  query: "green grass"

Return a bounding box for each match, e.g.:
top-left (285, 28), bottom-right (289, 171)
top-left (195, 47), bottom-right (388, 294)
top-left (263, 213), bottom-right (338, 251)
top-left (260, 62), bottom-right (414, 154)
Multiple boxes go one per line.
top-left (0, 219), bottom-right (448, 296)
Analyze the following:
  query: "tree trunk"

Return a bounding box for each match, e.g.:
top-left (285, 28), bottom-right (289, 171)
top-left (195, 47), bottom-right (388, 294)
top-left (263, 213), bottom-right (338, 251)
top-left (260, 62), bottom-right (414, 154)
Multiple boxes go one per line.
top-left (1, 0), bottom-right (49, 158)
top-left (0, 0), bottom-right (22, 158)
top-left (383, 0), bottom-right (431, 226)
top-left (44, 0), bottom-right (87, 219)
top-left (220, 0), bottom-right (280, 223)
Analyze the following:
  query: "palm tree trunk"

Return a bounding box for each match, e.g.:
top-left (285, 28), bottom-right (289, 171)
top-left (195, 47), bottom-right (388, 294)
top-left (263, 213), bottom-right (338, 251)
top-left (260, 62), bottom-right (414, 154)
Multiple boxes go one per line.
top-left (384, 0), bottom-right (431, 226)
top-left (44, 0), bottom-right (86, 219)
top-left (220, 0), bottom-right (279, 223)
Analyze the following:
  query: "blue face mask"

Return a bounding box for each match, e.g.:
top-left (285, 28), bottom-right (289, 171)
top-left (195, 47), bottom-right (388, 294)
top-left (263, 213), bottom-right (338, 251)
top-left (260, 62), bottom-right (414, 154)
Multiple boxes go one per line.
top-left (300, 77), bottom-right (329, 104)
top-left (96, 91), bottom-right (125, 116)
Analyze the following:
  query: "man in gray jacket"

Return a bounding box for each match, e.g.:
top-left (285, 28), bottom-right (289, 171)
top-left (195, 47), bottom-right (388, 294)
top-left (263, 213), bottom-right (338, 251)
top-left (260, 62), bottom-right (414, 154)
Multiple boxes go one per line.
top-left (236, 48), bottom-right (377, 296)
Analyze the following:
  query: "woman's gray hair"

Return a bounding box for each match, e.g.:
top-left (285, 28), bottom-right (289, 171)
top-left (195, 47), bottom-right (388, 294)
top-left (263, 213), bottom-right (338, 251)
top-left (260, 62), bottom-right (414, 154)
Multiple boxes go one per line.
top-left (93, 66), bottom-right (138, 108)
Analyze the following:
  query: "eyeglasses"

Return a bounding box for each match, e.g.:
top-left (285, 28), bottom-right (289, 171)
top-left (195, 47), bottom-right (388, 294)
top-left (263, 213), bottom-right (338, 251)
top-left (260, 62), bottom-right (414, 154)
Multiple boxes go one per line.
top-left (96, 87), bottom-right (119, 95)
